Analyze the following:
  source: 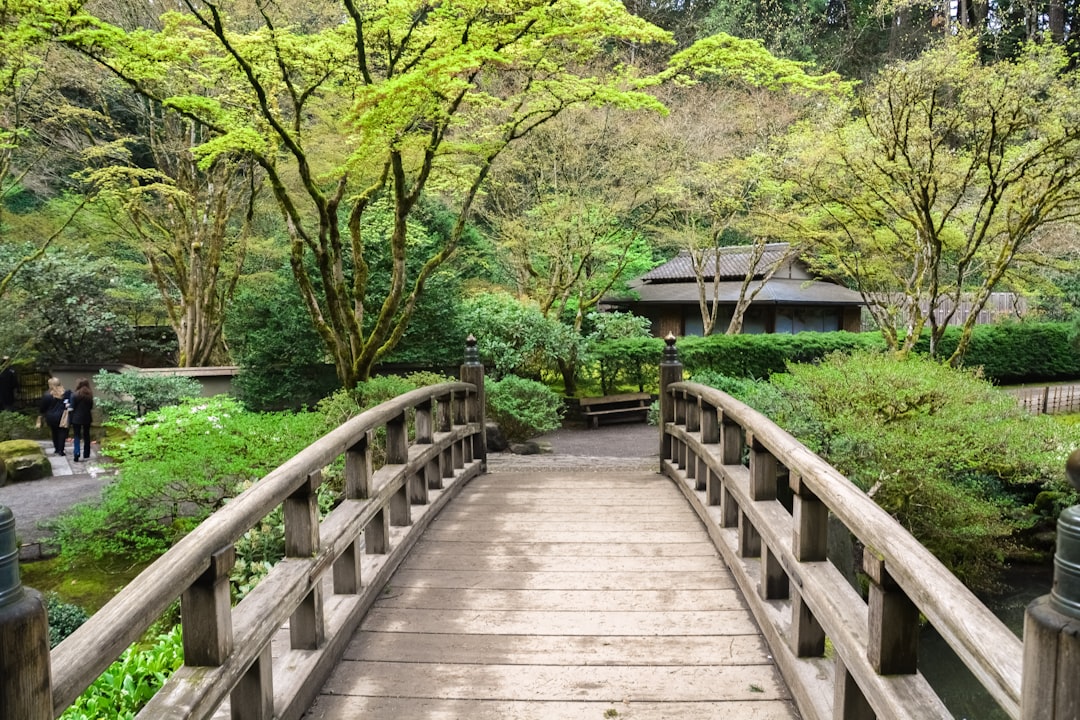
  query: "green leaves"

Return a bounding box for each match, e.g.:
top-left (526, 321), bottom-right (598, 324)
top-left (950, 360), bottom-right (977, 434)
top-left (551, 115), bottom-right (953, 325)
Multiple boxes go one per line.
top-left (665, 33), bottom-right (851, 95)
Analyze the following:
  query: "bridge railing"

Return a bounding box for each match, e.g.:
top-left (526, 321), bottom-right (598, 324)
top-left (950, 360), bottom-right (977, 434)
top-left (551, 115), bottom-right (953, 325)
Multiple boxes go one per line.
top-left (658, 337), bottom-right (1022, 720)
top-left (14, 343), bottom-right (487, 720)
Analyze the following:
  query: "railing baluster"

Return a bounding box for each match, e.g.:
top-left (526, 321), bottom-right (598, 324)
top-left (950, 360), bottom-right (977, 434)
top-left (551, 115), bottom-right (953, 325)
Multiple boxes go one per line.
top-left (416, 399), bottom-right (433, 444)
top-left (700, 402), bottom-right (720, 499)
top-left (834, 658), bottom-right (875, 720)
top-left (230, 644), bottom-right (273, 720)
top-left (791, 587), bottom-right (825, 657)
top-left (409, 469), bottom-right (429, 505)
top-left (760, 544), bottom-right (789, 600)
top-left (720, 410), bottom-right (741, 464)
top-left (286, 471), bottom-right (324, 651)
top-left (791, 473), bottom-right (828, 562)
top-left (336, 433), bottom-right (372, 593)
top-left (366, 505), bottom-right (390, 554)
top-left (738, 511), bottom-right (760, 557)
top-left (747, 431), bottom-right (777, 501)
top-left (388, 411), bottom-right (412, 526)
top-left (790, 472), bottom-right (826, 657)
top-left (864, 553), bottom-right (919, 675)
top-left (180, 545), bottom-right (236, 666)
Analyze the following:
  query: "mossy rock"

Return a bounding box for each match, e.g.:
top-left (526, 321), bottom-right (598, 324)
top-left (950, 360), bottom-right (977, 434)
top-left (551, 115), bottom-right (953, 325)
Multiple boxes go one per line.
top-left (0, 439), bottom-right (50, 483)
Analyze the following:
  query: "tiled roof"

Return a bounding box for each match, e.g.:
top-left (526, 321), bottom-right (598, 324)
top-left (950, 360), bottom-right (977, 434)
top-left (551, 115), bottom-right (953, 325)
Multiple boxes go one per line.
top-left (641, 243), bottom-right (795, 282)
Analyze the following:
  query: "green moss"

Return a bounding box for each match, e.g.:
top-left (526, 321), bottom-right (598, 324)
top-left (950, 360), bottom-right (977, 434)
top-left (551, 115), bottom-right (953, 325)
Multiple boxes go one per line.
top-left (0, 439), bottom-right (50, 482)
top-left (20, 556), bottom-right (148, 613)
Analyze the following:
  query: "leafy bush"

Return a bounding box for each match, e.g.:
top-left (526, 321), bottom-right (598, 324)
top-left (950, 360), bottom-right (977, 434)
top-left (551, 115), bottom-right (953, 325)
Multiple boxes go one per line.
top-left (0, 410), bottom-right (37, 441)
top-left (46, 593), bottom-right (89, 648)
top-left (93, 370), bottom-right (202, 420)
top-left (745, 351), bottom-right (1080, 591)
top-left (460, 292), bottom-right (579, 380)
top-left (51, 397), bottom-right (326, 564)
top-left (485, 375), bottom-right (563, 442)
top-left (59, 625), bottom-right (184, 720)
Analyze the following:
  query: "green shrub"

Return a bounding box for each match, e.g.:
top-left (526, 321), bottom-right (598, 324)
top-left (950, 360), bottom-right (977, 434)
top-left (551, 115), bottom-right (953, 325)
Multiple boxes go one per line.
top-left (586, 337), bottom-right (663, 395)
top-left (59, 625), bottom-right (184, 720)
top-left (93, 370), bottom-right (202, 420)
top-left (485, 375), bottom-right (564, 442)
top-left (0, 410), bottom-right (36, 441)
top-left (461, 292), bottom-right (579, 380)
top-left (919, 322), bottom-right (1080, 383)
top-left (46, 593), bottom-right (90, 648)
top-left (51, 397), bottom-right (326, 565)
top-left (746, 351), bottom-right (1080, 591)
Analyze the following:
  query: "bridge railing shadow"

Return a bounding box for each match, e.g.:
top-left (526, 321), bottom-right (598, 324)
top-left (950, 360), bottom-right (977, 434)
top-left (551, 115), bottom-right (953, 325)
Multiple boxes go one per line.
top-left (39, 345), bottom-right (487, 719)
top-left (658, 336), bottom-right (1025, 720)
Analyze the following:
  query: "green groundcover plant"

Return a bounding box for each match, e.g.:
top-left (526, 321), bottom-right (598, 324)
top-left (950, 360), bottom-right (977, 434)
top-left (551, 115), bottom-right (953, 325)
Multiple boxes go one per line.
top-left (51, 396), bottom-right (327, 565)
top-left (58, 625), bottom-right (183, 720)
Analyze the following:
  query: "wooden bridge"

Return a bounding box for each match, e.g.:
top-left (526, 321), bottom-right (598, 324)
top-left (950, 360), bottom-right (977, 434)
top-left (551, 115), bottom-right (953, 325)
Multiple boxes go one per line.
top-left (2, 337), bottom-right (1078, 719)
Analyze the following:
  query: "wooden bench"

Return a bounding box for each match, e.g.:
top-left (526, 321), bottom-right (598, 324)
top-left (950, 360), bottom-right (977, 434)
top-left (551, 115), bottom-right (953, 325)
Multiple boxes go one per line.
top-left (579, 393), bottom-right (652, 428)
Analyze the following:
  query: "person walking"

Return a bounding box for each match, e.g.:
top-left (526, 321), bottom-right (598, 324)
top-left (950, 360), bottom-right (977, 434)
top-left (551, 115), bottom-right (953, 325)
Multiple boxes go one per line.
top-left (37, 377), bottom-right (71, 456)
top-left (0, 357), bottom-right (17, 412)
top-left (69, 378), bottom-right (94, 462)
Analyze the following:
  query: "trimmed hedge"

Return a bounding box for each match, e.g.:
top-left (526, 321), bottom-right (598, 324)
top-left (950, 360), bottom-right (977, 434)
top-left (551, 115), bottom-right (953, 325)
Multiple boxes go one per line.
top-left (586, 322), bottom-right (1080, 385)
top-left (913, 322), bottom-right (1080, 384)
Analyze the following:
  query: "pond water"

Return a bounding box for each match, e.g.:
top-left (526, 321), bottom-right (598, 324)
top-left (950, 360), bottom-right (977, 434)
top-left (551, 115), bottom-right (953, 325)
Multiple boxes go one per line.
top-left (919, 563), bottom-right (1053, 720)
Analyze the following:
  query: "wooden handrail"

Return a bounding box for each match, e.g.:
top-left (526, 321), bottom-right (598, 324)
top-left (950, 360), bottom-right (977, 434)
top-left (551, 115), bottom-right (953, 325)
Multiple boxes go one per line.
top-left (49, 378), bottom-right (485, 719)
top-left (662, 380), bottom-right (1023, 720)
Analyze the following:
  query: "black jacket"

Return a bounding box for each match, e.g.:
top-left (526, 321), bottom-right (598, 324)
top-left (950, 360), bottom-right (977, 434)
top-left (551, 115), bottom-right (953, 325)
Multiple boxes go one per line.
top-left (39, 390), bottom-right (71, 427)
top-left (70, 392), bottom-right (94, 426)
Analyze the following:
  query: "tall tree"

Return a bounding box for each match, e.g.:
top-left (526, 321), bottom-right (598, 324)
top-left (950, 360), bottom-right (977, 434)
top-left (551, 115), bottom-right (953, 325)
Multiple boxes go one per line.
top-left (0, 0), bottom-right (88, 314)
top-left (64, 0), bottom-right (672, 387)
top-left (84, 101), bottom-right (260, 367)
top-left (766, 37), bottom-right (1080, 363)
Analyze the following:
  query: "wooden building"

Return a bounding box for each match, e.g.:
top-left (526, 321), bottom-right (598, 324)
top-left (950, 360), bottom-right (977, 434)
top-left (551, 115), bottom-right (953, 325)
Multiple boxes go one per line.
top-left (608, 243), bottom-right (865, 337)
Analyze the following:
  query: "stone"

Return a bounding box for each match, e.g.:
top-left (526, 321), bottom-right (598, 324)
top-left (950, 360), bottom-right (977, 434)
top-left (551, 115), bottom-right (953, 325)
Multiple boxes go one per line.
top-left (485, 422), bottom-right (508, 452)
top-left (509, 440), bottom-right (541, 455)
top-left (0, 440), bottom-right (50, 483)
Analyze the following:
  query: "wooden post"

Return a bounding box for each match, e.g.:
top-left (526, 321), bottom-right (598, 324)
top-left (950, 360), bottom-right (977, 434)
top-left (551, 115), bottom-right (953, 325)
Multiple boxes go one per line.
top-left (700, 401), bottom-right (719, 497)
top-left (834, 658), bottom-right (875, 720)
top-left (231, 644), bottom-right (273, 720)
top-left (387, 411), bottom-right (411, 526)
top-left (746, 431), bottom-right (778, 501)
top-left (791, 473), bottom-right (828, 562)
top-left (863, 552), bottom-right (918, 675)
top-left (1021, 449), bottom-right (1080, 719)
top-left (460, 334), bottom-right (487, 469)
top-left (286, 471), bottom-right (324, 651)
top-left (336, 432), bottom-right (372, 593)
top-left (659, 333), bottom-right (682, 465)
top-left (0, 506), bottom-right (51, 720)
top-left (181, 545), bottom-right (236, 666)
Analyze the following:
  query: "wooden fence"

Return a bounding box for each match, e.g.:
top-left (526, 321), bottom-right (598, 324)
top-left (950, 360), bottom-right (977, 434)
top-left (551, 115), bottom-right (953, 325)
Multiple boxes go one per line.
top-left (16, 357), bottom-right (486, 719)
top-left (1007, 383), bottom-right (1080, 415)
top-left (659, 348), bottom-right (1025, 720)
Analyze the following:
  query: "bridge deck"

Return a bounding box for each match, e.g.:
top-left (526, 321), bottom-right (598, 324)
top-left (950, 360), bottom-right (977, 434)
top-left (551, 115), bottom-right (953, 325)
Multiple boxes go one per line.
top-left (305, 469), bottom-right (799, 719)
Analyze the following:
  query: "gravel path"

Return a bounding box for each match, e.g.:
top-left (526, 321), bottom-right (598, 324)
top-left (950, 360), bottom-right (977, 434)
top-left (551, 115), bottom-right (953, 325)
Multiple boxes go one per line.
top-left (487, 421), bottom-right (660, 473)
top-left (0, 442), bottom-right (113, 557)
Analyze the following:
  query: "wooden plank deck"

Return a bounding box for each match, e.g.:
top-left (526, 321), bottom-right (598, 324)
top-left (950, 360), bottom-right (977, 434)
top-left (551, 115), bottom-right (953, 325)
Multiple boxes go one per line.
top-left (304, 470), bottom-right (799, 719)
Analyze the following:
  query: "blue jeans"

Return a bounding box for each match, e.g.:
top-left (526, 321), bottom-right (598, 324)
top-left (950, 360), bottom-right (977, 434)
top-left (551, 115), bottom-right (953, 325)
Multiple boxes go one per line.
top-left (71, 423), bottom-right (91, 459)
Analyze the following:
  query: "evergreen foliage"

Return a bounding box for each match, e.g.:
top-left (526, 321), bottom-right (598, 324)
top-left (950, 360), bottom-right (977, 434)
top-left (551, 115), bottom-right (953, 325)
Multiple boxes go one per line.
top-left (717, 352), bottom-right (1080, 591)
